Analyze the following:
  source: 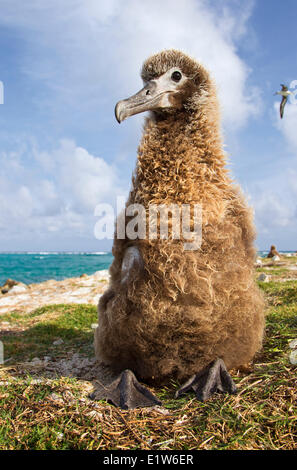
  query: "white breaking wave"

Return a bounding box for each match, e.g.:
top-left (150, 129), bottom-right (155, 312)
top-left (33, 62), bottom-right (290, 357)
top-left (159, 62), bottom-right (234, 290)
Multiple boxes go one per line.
top-left (0, 251), bottom-right (111, 255)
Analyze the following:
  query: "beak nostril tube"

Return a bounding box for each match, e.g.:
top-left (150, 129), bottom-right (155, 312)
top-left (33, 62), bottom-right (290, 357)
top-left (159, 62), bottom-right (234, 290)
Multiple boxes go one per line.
top-left (114, 74), bottom-right (172, 124)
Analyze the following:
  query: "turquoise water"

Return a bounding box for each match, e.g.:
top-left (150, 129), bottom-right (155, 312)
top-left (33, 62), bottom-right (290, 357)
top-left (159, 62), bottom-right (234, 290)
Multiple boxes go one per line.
top-left (0, 250), bottom-right (294, 286)
top-left (258, 251), bottom-right (295, 257)
top-left (0, 252), bottom-right (113, 285)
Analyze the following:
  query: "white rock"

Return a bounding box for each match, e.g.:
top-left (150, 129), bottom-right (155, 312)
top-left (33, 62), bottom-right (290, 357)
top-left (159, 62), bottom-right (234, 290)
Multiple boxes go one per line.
top-left (257, 273), bottom-right (270, 282)
top-left (0, 307), bottom-right (10, 314)
top-left (289, 339), bottom-right (297, 349)
top-left (43, 356), bottom-right (52, 362)
top-left (93, 270), bottom-right (109, 280)
top-left (78, 278), bottom-right (96, 287)
top-left (31, 378), bottom-right (44, 384)
top-left (255, 259), bottom-right (262, 266)
top-left (9, 285), bottom-right (28, 294)
top-left (86, 410), bottom-right (103, 420)
top-left (53, 338), bottom-right (64, 346)
top-left (0, 294), bottom-right (30, 306)
top-left (31, 357), bottom-right (42, 364)
top-left (272, 255), bottom-right (280, 262)
top-left (289, 350), bottom-right (297, 365)
top-left (151, 406), bottom-right (171, 415)
top-left (49, 392), bottom-right (63, 402)
top-left (68, 288), bottom-right (92, 296)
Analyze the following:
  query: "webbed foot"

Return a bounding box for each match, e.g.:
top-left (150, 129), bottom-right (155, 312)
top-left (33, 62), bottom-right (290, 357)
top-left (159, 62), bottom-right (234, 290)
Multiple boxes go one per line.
top-left (175, 358), bottom-right (237, 402)
top-left (92, 369), bottom-right (162, 410)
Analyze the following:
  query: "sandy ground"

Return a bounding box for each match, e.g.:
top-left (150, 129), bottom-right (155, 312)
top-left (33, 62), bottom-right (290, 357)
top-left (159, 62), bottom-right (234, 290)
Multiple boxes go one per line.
top-left (0, 269), bottom-right (116, 390)
top-left (255, 254), bottom-right (297, 282)
top-left (0, 270), bottom-right (109, 316)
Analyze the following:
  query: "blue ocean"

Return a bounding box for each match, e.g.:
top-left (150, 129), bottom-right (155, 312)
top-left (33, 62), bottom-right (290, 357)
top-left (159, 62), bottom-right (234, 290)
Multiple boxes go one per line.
top-left (0, 252), bottom-right (113, 285)
top-left (0, 250), bottom-right (294, 286)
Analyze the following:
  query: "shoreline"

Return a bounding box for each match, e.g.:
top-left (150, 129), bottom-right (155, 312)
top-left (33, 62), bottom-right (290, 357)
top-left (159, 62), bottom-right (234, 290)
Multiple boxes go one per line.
top-left (0, 252), bottom-right (113, 286)
top-left (0, 269), bottom-right (110, 316)
top-left (0, 251), bottom-right (296, 286)
top-left (1, 253), bottom-right (297, 316)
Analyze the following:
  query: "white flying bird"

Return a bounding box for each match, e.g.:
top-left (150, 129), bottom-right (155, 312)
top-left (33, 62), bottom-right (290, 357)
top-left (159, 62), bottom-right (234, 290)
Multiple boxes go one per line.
top-left (274, 84), bottom-right (292, 119)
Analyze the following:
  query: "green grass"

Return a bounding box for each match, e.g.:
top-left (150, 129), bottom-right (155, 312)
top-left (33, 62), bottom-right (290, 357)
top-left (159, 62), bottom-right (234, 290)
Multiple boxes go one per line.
top-left (259, 281), bottom-right (297, 306)
top-left (257, 267), bottom-right (288, 275)
top-left (0, 304), bottom-right (97, 361)
top-left (0, 282), bottom-right (296, 450)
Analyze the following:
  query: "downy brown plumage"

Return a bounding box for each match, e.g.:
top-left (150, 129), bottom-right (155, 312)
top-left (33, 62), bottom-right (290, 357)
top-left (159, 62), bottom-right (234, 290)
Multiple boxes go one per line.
top-left (94, 49), bottom-right (265, 385)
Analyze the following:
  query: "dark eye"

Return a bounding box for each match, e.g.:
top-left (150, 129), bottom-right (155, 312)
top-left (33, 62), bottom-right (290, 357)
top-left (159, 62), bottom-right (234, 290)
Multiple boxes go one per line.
top-left (171, 71), bottom-right (182, 82)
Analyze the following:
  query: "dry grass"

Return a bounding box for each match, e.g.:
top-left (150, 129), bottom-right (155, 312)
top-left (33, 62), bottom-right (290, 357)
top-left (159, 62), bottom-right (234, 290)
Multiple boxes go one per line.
top-left (0, 275), bottom-right (297, 450)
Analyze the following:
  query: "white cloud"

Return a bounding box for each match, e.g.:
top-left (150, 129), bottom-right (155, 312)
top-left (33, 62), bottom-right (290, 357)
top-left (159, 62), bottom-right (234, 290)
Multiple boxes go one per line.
top-left (37, 139), bottom-right (122, 213)
top-left (0, 0), bottom-right (265, 249)
top-left (246, 177), bottom-right (297, 250)
top-left (253, 190), bottom-right (293, 231)
top-left (0, 139), bottom-right (126, 244)
top-left (274, 99), bottom-right (297, 150)
top-left (245, 99), bottom-right (297, 249)
top-left (0, 0), bottom-right (260, 128)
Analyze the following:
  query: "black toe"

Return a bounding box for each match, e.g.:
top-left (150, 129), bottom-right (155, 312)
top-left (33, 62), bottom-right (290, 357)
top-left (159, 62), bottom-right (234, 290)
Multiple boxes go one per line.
top-left (92, 369), bottom-right (162, 410)
top-left (175, 359), bottom-right (237, 402)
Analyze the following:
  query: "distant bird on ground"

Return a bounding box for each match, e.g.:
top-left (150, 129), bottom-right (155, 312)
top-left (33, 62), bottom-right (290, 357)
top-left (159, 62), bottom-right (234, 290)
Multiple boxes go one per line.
top-left (267, 245), bottom-right (280, 259)
top-left (274, 84), bottom-right (292, 118)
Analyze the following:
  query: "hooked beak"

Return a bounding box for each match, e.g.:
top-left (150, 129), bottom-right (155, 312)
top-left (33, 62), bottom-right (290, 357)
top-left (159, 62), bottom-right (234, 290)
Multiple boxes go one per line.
top-left (115, 80), bottom-right (173, 123)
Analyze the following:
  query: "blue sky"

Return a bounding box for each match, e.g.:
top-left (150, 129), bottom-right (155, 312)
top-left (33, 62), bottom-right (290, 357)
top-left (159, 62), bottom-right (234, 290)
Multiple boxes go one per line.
top-left (0, 0), bottom-right (297, 252)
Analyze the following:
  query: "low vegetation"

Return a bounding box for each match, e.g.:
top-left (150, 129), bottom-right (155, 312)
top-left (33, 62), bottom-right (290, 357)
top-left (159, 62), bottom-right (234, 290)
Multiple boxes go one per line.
top-left (0, 275), bottom-right (296, 450)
